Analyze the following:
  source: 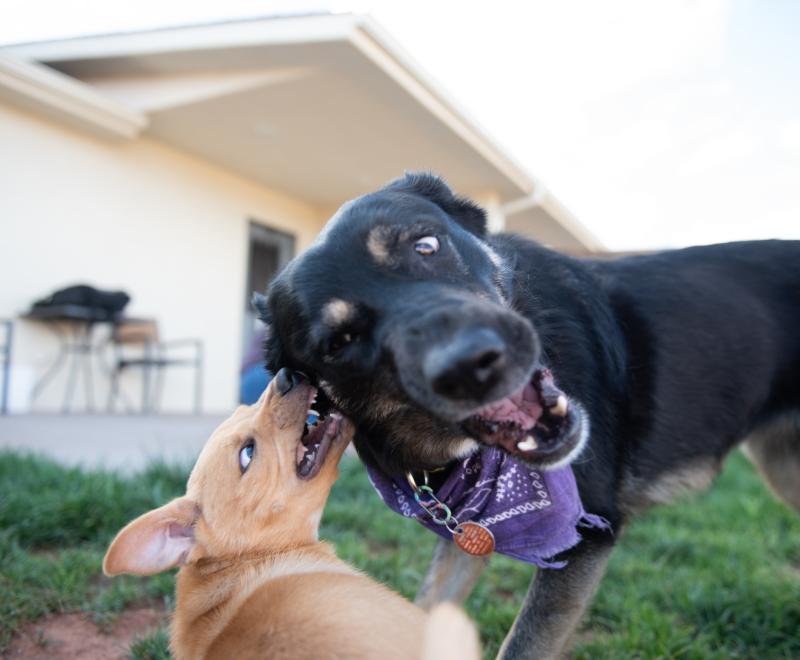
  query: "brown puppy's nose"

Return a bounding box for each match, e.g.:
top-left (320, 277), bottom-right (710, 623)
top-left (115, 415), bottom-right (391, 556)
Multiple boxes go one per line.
top-left (275, 368), bottom-right (306, 395)
top-left (423, 328), bottom-right (507, 401)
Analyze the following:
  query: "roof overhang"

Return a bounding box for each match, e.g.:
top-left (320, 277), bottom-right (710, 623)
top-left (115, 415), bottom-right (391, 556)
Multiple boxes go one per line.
top-left (0, 53), bottom-right (146, 139)
top-left (5, 14), bottom-right (601, 250)
top-left (6, 15), bottom-right (531, 203)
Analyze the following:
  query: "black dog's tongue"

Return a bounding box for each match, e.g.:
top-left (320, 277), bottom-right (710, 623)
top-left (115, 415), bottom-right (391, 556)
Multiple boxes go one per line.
top-left (472, 381), bottom-right (543, 428)
top-left (463, 369), bottom-right (570, 455)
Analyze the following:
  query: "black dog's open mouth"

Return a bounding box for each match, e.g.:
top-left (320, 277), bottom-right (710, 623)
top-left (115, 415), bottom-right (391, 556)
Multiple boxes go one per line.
top-left (462, 369), bottom-right (582, 461)
top-left (296, 388), bottom-right (343, 480)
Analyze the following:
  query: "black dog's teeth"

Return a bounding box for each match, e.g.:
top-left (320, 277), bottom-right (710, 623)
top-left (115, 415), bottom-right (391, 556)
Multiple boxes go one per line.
top-left (467, 417), bottom-right (527, 444)
top-left (539, 407), bottom-right (568, 436)
top-left (465, 409), bottom-right (571, 453)
top-left (498, 422), bottom-right (525, 444)
top-left (464, 416), bottom-right (498, 436)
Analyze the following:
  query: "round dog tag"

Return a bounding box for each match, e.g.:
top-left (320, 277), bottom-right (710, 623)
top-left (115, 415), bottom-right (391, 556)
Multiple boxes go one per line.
top-left (454, 522), bottom-right (495, 557)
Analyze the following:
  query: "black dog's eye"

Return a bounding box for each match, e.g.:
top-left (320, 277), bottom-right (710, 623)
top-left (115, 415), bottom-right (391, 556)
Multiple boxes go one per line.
top-left (328, 331), bottom-right (356, 355)
top-left (414, 236), bottom-right (440, 256)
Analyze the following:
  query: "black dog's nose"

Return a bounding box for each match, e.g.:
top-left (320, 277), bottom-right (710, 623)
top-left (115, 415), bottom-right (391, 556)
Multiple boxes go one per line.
top-left (423, 328), bottom-right (507, 400)
top-left (275, 368), bottom-right (306, 395)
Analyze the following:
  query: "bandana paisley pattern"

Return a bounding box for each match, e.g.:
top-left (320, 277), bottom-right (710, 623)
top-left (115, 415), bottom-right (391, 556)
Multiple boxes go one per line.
top-left (366, 446), bottom-right (609, 568)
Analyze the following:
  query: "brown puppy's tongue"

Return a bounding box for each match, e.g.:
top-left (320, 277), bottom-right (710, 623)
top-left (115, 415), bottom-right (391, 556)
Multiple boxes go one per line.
top-left (296, 414), bottom-right (342, 479)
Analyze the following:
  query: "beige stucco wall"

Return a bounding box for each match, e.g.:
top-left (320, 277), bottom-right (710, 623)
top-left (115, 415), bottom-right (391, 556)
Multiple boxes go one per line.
top-left (0, 102), bottom-right (325, 413)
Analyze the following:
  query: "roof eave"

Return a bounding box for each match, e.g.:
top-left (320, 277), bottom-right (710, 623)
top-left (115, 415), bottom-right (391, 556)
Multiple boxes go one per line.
top-left (349, 16), bottom-right (534, 199)
top-left (4, 13), bottom-right (357, 63)
top-left (0, 53), bottom-right (147, 139)
top-left (5, 14), bottom-right (534, 199)
top-left (4, 14), bottom-right (601, 249)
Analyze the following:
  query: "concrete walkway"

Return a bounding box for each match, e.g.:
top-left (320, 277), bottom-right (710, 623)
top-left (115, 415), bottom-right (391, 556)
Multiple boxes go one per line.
top-left (0, 414), bottom-right (226, 472)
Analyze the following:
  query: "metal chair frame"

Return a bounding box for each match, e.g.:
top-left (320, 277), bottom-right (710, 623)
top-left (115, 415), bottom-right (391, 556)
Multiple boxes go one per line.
top-left (106, 321), bottom-right (203, 414)
top-left (1, 320), bottom-right (12, 415)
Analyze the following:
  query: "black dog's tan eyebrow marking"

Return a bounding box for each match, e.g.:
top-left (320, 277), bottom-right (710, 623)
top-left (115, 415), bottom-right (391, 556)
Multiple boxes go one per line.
top-left (366, 225), bottom-right (394, 265)
top-left (322, 298), bottom-right (355, 326)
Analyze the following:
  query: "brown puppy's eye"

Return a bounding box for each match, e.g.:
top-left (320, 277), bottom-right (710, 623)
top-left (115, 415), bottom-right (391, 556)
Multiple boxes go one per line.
top-left (414, 235), bottom-right (440, 256)
top-left (239, 440), bottom-right (255, 473)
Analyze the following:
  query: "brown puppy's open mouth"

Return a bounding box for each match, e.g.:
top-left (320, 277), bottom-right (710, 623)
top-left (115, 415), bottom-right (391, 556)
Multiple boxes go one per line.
top-left (462, 368), bottom-right (582, 461)
top-left (296, 388), bottom-right (344, 480)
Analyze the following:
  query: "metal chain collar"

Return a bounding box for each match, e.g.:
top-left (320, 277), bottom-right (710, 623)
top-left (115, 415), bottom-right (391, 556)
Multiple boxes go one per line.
top-left (406, 471), bottom-right (463, 535)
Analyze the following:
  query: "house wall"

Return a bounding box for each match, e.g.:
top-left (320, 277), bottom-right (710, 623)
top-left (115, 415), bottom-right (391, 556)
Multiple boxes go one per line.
top-left (0, 102), bottom-right (324, 414)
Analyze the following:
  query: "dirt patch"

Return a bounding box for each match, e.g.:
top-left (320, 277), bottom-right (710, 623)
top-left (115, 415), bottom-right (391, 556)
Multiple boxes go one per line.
top-left (5, 607), bottom-right (168, 659)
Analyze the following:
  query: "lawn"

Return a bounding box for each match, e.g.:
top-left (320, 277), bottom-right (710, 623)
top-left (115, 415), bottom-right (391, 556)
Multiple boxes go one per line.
top-left (1, 449), bottom-right (798, 659)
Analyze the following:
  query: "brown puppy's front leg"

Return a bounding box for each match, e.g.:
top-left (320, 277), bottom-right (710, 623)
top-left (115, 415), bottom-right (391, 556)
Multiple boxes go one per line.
top-left (415, 537), bottom-right (490, 609)
top-left (497, 536), bottom-right (615, 660)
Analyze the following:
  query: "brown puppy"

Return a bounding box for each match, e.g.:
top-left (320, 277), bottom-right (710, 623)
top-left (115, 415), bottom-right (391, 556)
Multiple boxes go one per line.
top-left (103, 369), bottom-right (479, 660)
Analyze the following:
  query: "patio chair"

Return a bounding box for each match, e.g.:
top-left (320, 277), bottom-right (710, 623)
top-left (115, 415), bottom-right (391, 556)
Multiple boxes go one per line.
top-left (1, 319), bottom-right (12, 415)
top-left (106, 318), bottom-right (203, 414)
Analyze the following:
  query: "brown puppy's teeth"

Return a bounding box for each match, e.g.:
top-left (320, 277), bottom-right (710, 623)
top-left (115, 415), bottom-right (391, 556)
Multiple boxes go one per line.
top-left (296, 413), bottom-right (343, 480)
top-left (517, 436), bottom-right (538, 452)
top-left (549, 395), bottom-right (568, 417)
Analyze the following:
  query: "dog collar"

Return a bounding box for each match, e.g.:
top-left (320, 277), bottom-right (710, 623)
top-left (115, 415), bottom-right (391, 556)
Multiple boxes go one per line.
top-left (366, 446), bottom-right (610, 568)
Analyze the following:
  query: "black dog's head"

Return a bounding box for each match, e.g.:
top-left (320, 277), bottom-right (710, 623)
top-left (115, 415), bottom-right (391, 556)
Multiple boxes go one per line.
top-left (258, 173), bottom-right (587, 476)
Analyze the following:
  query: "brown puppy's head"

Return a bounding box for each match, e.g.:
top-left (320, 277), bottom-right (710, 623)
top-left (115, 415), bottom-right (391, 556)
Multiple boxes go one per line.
top-left (103, 369), bottom-right (352, 576)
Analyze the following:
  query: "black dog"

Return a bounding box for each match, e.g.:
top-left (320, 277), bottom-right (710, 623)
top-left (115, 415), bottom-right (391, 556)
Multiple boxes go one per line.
top-left (257, 172), bottom-right (800, 659)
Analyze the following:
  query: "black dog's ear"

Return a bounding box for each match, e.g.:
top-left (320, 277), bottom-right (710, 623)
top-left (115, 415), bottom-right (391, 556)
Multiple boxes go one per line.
top-left (251, 292), bottom-right (269, 321)
top-left (251, 292), bottom-right (287, 372)
top-left (382, 171), bottom-right (487, 236)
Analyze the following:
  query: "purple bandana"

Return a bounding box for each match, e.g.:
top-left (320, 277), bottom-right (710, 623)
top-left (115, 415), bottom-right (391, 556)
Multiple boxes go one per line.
top-left (366, 446), bottom-right (609, 568)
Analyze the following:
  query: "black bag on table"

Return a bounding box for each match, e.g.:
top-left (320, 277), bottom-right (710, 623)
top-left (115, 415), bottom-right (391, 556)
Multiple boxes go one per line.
top-left (33, 284), bottom-right (131, 317)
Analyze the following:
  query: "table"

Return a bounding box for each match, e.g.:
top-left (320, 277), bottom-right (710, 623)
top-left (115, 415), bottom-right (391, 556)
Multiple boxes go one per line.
top-left (22, 305), bottom-right (118, 413)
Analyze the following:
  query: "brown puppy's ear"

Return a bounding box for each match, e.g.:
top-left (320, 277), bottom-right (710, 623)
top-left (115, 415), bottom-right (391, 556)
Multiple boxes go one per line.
top-left (382, 171), bottom-right (488, 237)
top-left (103, 497), bottom-right (199, 576)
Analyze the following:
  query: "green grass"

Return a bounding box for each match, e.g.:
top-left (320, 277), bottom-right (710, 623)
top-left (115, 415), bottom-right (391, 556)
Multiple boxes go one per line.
top-left (130, 626), bottom-right (171, 660)
top-left (0, 454), bottom-right (181, 650)
top-left (0, 449), bottom-right (798, 658)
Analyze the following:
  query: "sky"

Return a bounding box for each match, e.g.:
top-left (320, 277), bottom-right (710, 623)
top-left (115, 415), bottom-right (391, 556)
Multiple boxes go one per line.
top-left (1, 0), bottom-right (798, 250)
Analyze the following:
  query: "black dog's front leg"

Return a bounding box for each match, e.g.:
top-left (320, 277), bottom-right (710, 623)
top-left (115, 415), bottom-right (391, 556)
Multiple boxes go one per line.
top-left (498, 535), bottom-right (615, 660)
